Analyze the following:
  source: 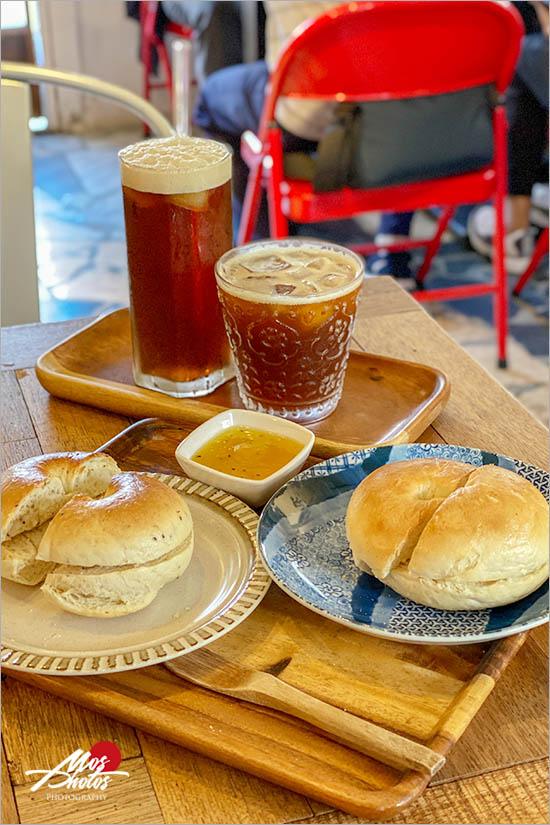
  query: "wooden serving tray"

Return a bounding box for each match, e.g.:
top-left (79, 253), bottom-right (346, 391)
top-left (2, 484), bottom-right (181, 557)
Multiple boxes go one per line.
top-left (35, 308), bottom-right (449, 458)
top-left (5, 420), bottom-right (529, 821)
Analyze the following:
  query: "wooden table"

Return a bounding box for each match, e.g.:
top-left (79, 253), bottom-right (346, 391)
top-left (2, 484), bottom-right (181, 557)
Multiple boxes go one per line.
top-left (1, 277), bottom-right (548, 825)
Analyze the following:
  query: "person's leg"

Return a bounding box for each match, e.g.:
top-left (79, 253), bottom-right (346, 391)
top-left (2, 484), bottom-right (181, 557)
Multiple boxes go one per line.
top-left (377, 212), bottom-right (414, 238)
top-left (194, 60), bottom-right (267, 135)
top-left (514, 32), bottom-right (549, 110)
top-left (162, 1), bottom-right (243, 86)
top-left (507, 41), bottom-right (548, 233)
top-left (467, 33), bottom-right (547, 274)
top-left (367, 212), bottom-right (414, 278)
top-left (194, 61), bottom-right (269, 238)
top-left (195, 2), bottom-right (243, 83)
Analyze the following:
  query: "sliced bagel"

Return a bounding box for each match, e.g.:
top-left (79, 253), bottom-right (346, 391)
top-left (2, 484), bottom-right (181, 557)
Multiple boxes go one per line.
top-left (1, 452), bottom-right (120, 585)
top-left (37, 473), bottom-right (193, 567)
top-left (346, 459), bottom-right (549, 610)
top-left (41, 536), bottom-right (193, 618)
top-left (1, 524), bottom-right (53, 586)
top-left (38, 473), bottom-right (194, 617)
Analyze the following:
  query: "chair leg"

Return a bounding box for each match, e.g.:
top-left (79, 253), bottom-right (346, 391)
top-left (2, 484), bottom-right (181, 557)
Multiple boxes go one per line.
top-left (493, 192), bottom-right (508, 369)
top-left (267, 179), bottom-right (289, 238)
top-left (238, 162), bottom-right (264, 245)
top-left (266, 128), bottom-right (288, 239)
top-left (493, 104), bottom-right (509, 368)
top-left (415, 205), bottom-right (454, 288)
top-left (513, 227), bottom-right (549, 295)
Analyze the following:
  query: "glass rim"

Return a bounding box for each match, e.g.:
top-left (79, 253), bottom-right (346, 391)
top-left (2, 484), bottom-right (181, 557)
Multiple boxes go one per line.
top-left (119, 136), bottom-right (233, 195)
top-left (215, 237), bottom-right (365, 303)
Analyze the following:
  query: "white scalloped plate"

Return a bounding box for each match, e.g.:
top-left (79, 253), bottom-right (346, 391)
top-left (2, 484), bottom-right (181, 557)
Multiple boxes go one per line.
top-left (1, 473), bottom-right (270, 675)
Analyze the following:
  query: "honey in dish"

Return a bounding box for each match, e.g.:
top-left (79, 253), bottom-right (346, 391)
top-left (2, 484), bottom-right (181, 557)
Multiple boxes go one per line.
top-left (191, 426), bottom-right (304, 479)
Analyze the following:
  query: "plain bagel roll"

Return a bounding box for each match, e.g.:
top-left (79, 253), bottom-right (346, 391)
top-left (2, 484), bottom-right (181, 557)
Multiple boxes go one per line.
top-left (39, 473), bottom-right (194, 617)
top-left (1, 452), bottom-right (120, 585)
top-left (346, 459), bottom-right (549, 610)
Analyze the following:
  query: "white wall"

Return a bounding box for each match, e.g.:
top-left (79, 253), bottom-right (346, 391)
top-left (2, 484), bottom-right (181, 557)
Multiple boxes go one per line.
top-left (39, 0), bottom-right (170, 132)
top-left (1, 81), bottom-right (40, 324)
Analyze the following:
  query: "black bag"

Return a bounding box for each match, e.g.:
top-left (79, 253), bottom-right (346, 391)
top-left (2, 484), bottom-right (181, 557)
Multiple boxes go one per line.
top-left (312, 84), bottom-right (496, 193)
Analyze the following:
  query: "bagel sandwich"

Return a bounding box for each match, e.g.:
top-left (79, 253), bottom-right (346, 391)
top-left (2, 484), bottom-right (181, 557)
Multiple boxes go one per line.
top-left (346, 458), bottom-right (549, 610)
top-left (38, 473), bottom-right (194, 618)
top-left (1, 452), bottom-right (120, 585)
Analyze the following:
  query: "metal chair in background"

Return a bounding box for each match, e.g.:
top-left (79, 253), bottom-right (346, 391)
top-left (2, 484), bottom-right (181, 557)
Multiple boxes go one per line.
top-left (239, 0), bottom-right (524, 367)
top-left (139, 0), bottom-right (194, 112)
top-left (512, 227), bottom-right (549, 296)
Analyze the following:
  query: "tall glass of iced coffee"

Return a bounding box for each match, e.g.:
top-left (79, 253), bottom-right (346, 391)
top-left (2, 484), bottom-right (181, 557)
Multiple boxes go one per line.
top-left (215, 239), bottom-right (364, 423)
top-left (119, 135), bottom-right (233, 397)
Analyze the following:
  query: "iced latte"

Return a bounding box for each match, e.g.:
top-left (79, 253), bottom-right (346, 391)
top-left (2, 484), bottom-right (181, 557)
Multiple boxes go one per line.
top-left (215, 239), bottom-right (364, 422)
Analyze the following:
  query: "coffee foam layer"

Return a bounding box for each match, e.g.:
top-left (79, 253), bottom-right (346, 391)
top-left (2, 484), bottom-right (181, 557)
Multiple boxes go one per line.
top-left (119, 136), bottom-right (231, 194)
top-left (216, 243), bottom-right (363, 304)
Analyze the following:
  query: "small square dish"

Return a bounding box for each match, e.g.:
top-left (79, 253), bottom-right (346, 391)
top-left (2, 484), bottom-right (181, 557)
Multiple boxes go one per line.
top-left (175, 409), bottom-right (315, 507)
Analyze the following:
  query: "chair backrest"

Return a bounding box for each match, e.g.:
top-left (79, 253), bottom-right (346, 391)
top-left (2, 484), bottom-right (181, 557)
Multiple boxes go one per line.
top-left (263, 0), bottom-right (523, 122)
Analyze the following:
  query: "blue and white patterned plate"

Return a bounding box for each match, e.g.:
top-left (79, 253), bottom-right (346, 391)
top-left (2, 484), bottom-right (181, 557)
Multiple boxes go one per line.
top-left (258, 443), bottom-right (549, 644)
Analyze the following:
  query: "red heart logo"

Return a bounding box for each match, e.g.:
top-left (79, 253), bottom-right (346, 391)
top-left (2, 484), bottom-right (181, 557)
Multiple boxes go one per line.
top-left (89, 741), bottom-right (122, 772)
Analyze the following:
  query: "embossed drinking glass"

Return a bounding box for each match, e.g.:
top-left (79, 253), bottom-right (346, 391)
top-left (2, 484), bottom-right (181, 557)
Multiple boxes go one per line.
top-left (215, 238), bottom-right (364, 423)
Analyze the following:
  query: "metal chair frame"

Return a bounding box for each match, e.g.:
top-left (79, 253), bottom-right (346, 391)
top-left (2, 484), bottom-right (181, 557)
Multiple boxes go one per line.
top-left (238, 1), bottom-right (524, 367)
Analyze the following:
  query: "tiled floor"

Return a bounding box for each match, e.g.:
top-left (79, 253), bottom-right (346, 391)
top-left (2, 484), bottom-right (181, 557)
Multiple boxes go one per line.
top-left (32, 129), bottom-right (549, 425)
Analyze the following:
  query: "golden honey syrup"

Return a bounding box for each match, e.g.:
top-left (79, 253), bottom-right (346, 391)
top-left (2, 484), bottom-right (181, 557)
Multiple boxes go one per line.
top-left (191, 426), bottom-right (304, 479)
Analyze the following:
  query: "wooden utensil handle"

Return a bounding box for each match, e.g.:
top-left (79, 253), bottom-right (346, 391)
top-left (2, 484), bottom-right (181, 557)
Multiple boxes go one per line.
top-left (244, 674), bottom-right (444, 776)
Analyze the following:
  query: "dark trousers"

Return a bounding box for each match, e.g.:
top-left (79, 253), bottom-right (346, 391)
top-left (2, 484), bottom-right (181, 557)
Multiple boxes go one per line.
top-left (162, 1), bottom-right (243, 85)
top-left (194, 60), bottom-right (318, 239)
top-left (507, 32), bottom-right (549, 197)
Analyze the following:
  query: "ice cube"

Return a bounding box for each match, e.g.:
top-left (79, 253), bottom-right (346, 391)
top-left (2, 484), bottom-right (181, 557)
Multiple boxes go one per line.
top-left (244, 274), bottom-right (279, 283)
top-left (242, 255), bottom-right (291, 273)
top-left (304, 258), bottom-right (327, 271)
top-left (274, 283), bottom-right (296, 295)
top-left (170, 191), bottom-right (209, 212)
top-left (302, 280), bottom-right (321, 294)
top-left (319, 273), bottom-right (349, 288)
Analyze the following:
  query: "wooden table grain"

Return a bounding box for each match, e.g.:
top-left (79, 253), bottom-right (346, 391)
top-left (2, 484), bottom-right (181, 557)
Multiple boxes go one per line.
top-left (1, 277), bottom-right (548, 825)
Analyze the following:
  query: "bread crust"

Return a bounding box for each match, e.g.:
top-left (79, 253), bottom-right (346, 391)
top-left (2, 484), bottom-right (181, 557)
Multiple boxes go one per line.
top-left (1, 452), bottom-right (120, 540)
top-left (1, 524), bottom-right (55, 585)
top-left (37, 473), bottom-right (193, 567)
top-left (2, 457), bottom-right (195, 616)
top-left (385, 563), bottom-right (548, 611)
top-left (1, 452), bottom-right (120, 585)
top-left (346, 459), bottom-right (549, 610)
top-left (42, 534), bottom-right (193, 617)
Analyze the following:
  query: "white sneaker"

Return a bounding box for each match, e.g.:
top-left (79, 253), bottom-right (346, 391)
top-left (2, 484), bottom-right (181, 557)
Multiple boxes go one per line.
top-left (467, 205), bottom-right (537, 276)
top-left (502, 227), bottom-right (538, 275)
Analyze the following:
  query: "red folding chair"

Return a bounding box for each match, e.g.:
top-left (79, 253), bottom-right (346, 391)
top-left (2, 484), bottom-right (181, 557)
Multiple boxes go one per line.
top-left (140, 1), bottom-right (194, 108)
top-left (239, 1), bottom-right (524, 367)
